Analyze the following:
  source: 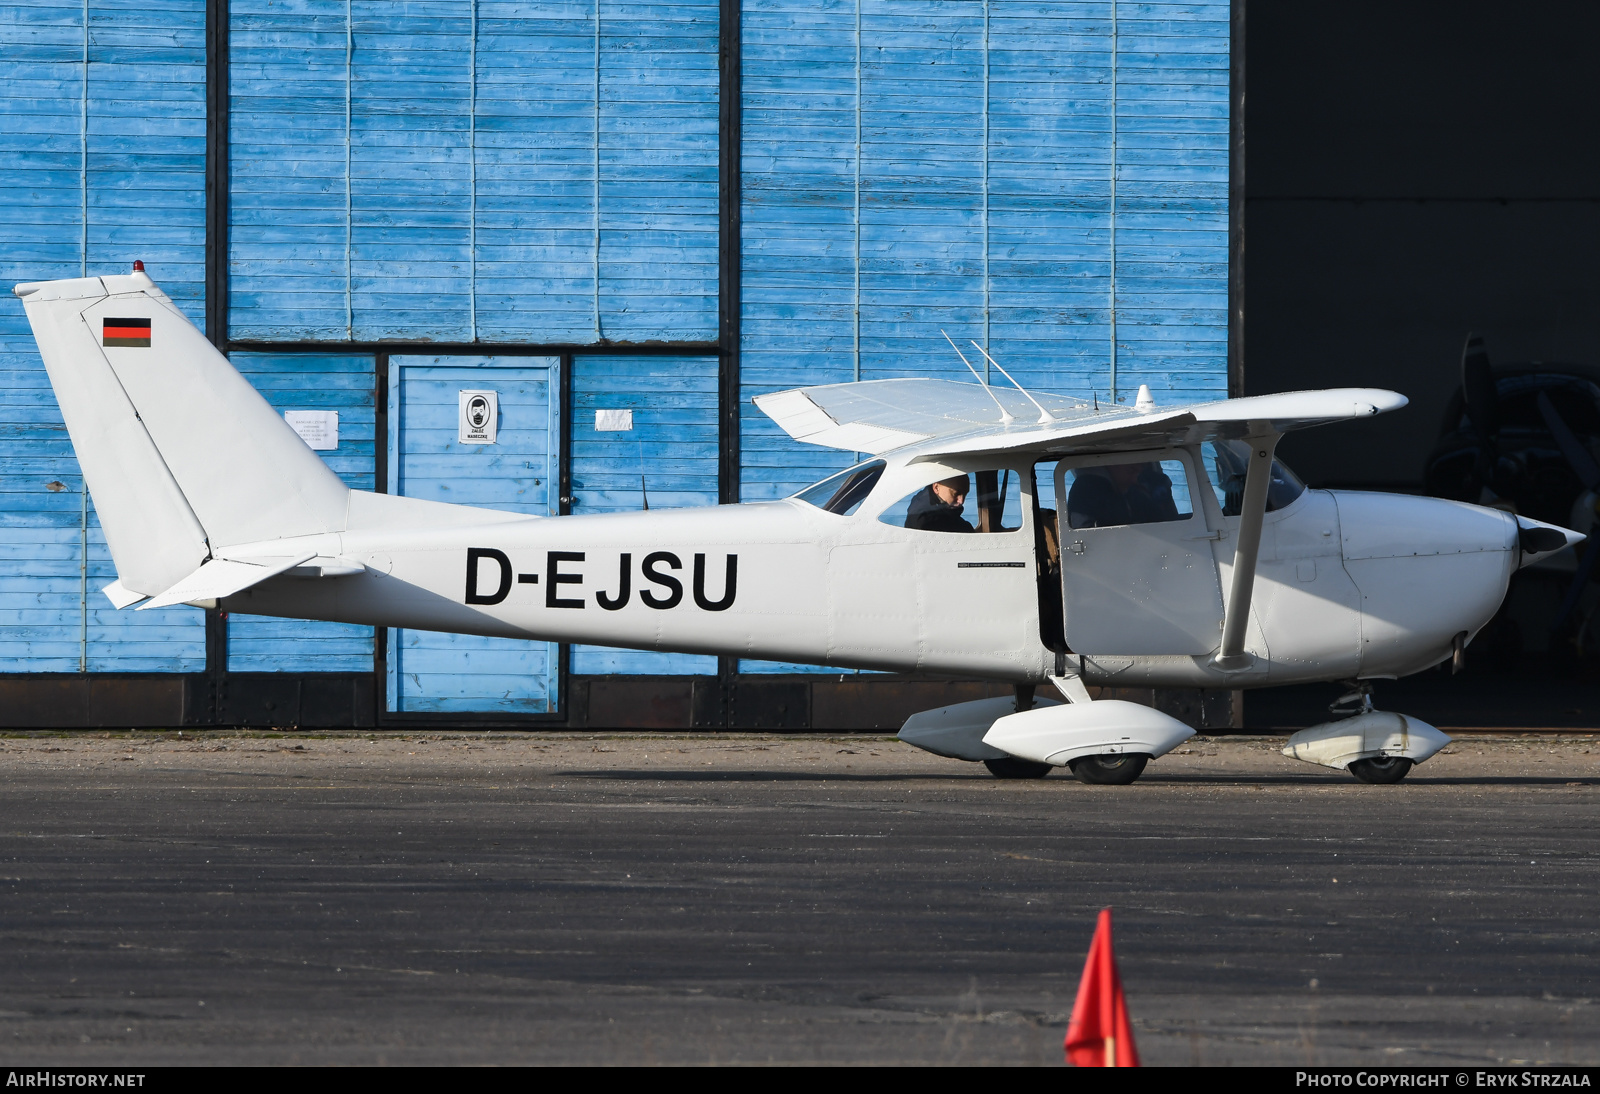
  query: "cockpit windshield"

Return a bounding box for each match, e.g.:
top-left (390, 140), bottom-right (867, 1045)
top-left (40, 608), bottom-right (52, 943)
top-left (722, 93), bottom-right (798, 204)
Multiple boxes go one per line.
top-left (1202, 441), bottom-right (1305, 515)
top-left (791, 461), bottom-right (886, 516)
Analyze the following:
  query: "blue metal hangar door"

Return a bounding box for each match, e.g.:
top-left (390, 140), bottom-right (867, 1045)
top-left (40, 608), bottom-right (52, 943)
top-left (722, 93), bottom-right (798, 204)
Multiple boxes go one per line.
top-left (387, 357), bottom-right (560, 714)
top-left (225, 0), bottom-right (722, 720)
top-left (738, 1), bottom-right (1232, 677)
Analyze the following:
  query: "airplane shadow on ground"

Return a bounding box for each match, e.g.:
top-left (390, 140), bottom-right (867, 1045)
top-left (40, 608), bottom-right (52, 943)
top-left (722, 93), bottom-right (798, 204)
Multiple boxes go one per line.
top-left (565, 769), bottom-right (1600, 787)
top-left (567, 769), bottom-right (987, 783)
top-left (1141, 774), bottom-right (1600, 787)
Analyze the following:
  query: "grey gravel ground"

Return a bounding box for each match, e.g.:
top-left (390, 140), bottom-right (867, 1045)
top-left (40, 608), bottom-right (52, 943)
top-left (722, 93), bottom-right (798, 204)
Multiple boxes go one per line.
top-left (0, 731), bottom-right (1597, 1066)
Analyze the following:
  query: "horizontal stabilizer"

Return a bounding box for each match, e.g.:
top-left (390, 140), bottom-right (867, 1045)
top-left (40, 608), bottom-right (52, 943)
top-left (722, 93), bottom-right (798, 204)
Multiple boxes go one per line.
top-left (139, 552), bottom-right (315, 610)
top-left (101, 580), bottom-right (148, 610)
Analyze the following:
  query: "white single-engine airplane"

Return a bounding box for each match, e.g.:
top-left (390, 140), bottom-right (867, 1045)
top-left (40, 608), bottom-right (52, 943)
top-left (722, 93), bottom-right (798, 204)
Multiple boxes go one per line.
top-left (16, 267), bottom-right (1584, 784)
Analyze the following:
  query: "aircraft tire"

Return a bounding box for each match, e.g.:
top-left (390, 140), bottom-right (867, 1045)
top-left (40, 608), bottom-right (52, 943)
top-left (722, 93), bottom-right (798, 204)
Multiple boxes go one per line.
top-left (1347, 756), bottom-right (1413, 784)
top-left (983, 757), bottom-right (1053, 779)
top-left (1068, 753), bottom-right (1149, 785)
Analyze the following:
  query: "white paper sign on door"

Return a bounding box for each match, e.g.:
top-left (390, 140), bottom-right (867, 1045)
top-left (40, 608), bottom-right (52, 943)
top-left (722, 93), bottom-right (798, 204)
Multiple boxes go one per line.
top-left (459, 390), bottom-right (498, 445)
top-left (284, 410), bottom-right (339, 450)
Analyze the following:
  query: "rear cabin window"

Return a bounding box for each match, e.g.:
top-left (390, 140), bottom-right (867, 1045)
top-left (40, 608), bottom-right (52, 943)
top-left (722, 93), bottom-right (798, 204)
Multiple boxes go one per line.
top-left (878, 469), bottom-right (1023, 533)
top-left (792, 461), bottom-right (886, 516)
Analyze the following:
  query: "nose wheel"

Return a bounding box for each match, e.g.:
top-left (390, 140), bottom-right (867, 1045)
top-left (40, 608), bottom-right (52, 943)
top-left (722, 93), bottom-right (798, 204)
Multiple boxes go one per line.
top-left (1280, 681), bottom-right (1446, 785)
top-left (1332, 684), bottom-right (1414, 784)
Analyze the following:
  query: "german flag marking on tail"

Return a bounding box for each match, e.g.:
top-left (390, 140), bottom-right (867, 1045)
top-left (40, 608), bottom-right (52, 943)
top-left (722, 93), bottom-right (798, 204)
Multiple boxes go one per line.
top-left (102, 318), bottom-right (150, 348)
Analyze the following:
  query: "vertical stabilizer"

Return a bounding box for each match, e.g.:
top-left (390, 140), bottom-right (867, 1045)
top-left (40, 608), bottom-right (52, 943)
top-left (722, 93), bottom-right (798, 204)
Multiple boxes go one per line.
top-left (16, 272), bottom-right (351, 583)
top-left (14, 275), bottom-right (208, 596)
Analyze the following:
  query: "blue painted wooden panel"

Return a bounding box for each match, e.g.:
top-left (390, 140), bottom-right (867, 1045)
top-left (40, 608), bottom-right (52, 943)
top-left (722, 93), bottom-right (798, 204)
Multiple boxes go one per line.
top-left (85, 510), bottom-right (208, 672)
top-left (387, 355), bottom-right (559, 712)
top-left (226, 353), bottom-right (377, 672)
top-left (595, 0), bottom-right (720, 341)
top-left (227, 0), bottom-right (354, 340)
top-left (741, 0), bottom-right (1230, 504)
top-left (0, 0), bottom-right (206, 672)
top-left (739, 0), bottom-right (860, 503)
top-left (348, 2), bottom-right (474, 341)
top-left (475, 1), bottom-right (603, 342)
top-left (229, 0), bottom-right (718, 344)
top-left (569, 353), bottom-right (717, 674)
top-left (1101, 5), bottom-right (1229, 402)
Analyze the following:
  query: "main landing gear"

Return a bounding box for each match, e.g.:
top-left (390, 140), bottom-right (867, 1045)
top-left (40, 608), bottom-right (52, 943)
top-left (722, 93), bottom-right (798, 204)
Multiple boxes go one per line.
top-left (1067, 753), bottom-right (1149, 785)
top-left (983, 757), bottom-right (1053, 780)
top-left (982, 753), bottom-right (1151, 784)
top-left (975, 683), bottom-right (1177, 784)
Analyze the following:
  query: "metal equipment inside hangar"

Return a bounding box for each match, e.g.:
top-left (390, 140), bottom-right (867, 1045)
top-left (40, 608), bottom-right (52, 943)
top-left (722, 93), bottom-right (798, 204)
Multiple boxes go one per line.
top-left (0, 0), bottom-right (1236, 729)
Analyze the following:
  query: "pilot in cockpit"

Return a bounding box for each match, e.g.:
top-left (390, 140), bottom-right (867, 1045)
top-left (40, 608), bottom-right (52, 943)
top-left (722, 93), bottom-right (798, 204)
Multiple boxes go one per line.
top-left (1066, 461), bottom-right (1180, 529)
top-left (905, 475), bottom-right (975, 533)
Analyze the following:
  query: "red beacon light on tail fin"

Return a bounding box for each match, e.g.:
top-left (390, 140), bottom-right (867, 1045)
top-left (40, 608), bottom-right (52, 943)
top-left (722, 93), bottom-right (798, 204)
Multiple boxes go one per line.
top-left (132, 260), bottom-right (145, 272)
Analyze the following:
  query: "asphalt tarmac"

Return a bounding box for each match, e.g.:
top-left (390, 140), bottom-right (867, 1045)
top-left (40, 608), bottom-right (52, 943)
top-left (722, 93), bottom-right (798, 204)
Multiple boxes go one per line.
top-left (1, 732), bottom-right (1597, 1066)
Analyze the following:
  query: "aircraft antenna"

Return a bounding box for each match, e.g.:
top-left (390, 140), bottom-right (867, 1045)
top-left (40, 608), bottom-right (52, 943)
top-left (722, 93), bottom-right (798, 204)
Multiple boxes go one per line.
top-left (971, 341), bottom-right (1056, 423)
top-left (940, 329), bottom-right (1014, 423)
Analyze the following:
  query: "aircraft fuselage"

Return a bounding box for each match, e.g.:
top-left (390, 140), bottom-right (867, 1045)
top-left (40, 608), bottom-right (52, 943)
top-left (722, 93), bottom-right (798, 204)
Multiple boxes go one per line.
top-left (225, 448), bottom-right (1521, 689)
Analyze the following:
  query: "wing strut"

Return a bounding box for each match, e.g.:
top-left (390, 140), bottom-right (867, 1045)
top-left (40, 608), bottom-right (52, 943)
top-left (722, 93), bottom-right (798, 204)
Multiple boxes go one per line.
top-left (1213, 430), bottom-right (1281, 671)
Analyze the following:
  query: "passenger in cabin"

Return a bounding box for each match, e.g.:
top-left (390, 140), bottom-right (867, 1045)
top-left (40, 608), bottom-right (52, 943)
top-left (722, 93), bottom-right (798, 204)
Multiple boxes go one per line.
top-left (904, 475), bottom-right (975, 533)
top-left (1066, 462), bottom-right (1180, 529)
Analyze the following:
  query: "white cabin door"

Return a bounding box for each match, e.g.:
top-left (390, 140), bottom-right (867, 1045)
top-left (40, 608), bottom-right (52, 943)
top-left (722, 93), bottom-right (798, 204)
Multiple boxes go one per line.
top-left (1054, 449), bottom-right (1224, 656)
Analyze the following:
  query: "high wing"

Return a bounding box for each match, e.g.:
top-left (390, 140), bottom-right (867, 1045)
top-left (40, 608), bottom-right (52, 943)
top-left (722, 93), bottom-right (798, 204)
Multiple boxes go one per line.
top-left (753, 378), bottom-right (1408, 460)
top-left (756, 376), bottom-right (1411, 678)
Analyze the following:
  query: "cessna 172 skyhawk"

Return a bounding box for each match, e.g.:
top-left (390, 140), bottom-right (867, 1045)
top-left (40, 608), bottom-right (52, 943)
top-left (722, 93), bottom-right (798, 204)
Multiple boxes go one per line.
top-left (16, 267), bottom-right (1583, 784)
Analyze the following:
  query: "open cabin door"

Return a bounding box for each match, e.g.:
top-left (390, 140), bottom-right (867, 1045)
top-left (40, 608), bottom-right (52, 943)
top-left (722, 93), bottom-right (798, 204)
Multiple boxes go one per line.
top-left (1053, 448), bottom-right (1224, 656)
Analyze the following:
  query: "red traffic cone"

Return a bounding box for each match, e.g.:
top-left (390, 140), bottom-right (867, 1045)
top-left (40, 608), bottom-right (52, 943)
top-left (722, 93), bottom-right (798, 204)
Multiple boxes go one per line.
top-left (1064, 908), bottom-right (1140, 1067)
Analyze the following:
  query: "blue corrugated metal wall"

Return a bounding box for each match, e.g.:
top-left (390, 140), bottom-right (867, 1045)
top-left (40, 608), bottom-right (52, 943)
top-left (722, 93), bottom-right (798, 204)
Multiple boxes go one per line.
top-left (0, 0), bottom-right (208, 672)
top-left (740, 0), bottom-right (1231, 502)
top-left (227, 353), bottom-right (377, 672)
top-left (570, 353), bottom-right (718, 674)
top-left (227, 0), bottom-right (720, 344)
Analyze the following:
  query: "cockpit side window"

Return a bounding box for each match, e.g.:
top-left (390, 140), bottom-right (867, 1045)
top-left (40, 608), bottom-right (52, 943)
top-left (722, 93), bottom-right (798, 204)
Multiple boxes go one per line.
top-left (791, 461), bottom-right (886, 516)
top-left (1202, 441), bottom-right (1305, 515)
top-left (877, 469), bottom-right (1024, 534)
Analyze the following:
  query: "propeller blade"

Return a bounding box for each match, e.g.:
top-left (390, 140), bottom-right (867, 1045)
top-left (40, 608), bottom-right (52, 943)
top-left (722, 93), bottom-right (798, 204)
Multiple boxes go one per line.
top-left (1536, 390), bottom-right (1600, 492)
top-left (1461, 332), bottom-right (1498, 440)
